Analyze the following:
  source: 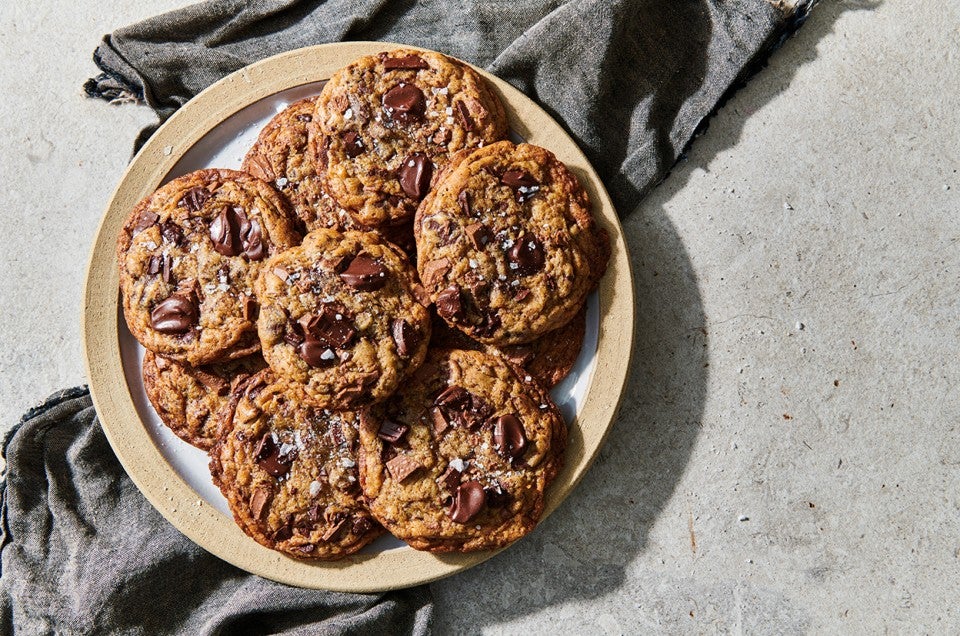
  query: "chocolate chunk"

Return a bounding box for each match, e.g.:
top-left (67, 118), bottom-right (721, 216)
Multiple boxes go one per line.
top-left (386, 454), bottom-right (422, 483)
top-left (438, 464), bottom-right (462, 491)
top-left (283, 328), bottom-right (304, 348)
top-left (249, 486), bottom-right (272, 520)
top-left (307, 505), bottom-right (322, 522)
top-left (421, 258), bottom-right (451, 287)
top-left (343, 131), bottom-right (364, 158)
top-left (162, 255), bottom-right (172, 283)
top-left (271, 516), bottom-right (294, 542)
top-left (435, 385), bottom-right (472, 411)
top-left (392, 319), bottom-right (419, 357)
top-left (513, 287), bottom-right (531, 302)
top-left (435, 286), bottom-right (463, 321)
top-left (147, 255), bottom-right (162, 275)
top-left (465, 223), bottom-right (493, 249)
top-left (398, 153), bottom-right (433, 200)
top-left (447, 480), bottom-right (486, 523)
top-left (351, 516), bottom-right (372, 536)
top-left (254, 433), bottom-right (297, 479)
top-left (193, 368), bottom-right (229, 396)
top-left (240, 217), bottom-right (265, 260)
top-left (500, 170), bottom-right (538, 189)
top-left (317, 135), bottom-right (330, 171)
top-left (150, 293), bottom-right (197, 334)
top-left (321, 517), bottom-right (348, 541)
top-left (473, 311), bottom-right (502, 339)
top-left (295, 113), bottom-right (312, 123)
top-left (244, 154), bottom-right (275, 182)
top-left (242, 295), bottom-right (258, 321)
top-left (133, 210), bottom-right (159, 234)
top-left (209, 207), bottom-right (243, 256)
top-left (457, 191), bottom-right (472, 217)
top-left (326, 254), bottom-right (351, 274)
top-left (160, 221), bottom-right (184, 247)
top-left (384, 54), bottom-right (429, 70)
top-left (493, 414), bottom-right (527, 459)
top-left (455, 101), bottom-right (473, 131)
top-left (178, 186), bottom-right (211, 212)
top-left (501, 170), bottom-right (540, 202)
top-left (501, 345), bottom-right (535, 367)
top-left (507, 235), bottom-right (545, 276)
top-left (297, 336), bottom-right (336, 367)
top-left (484, 482), bottom-right (511, 508)
top-left (382, 83), bottom-right (426, 124)
top-left (378, 419), bottom-right (409, 444)
top-left (296, 543), bottom-right (316, 554)
top-left (339, 253), bottom-right (388, 291)
top-left (430, 407), bottom-right (449, 436)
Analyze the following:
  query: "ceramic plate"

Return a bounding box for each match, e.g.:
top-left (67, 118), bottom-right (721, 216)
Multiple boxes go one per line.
top-left (83, 42), bottom-right (633, 591)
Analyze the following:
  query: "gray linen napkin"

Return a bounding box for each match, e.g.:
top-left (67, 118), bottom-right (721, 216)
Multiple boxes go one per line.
top-left (84, 0), bottom-right (815, 213)
top-left (0, 388), bottom-right (433, 634)
top-left (2, 1), bottom-right (815, 633)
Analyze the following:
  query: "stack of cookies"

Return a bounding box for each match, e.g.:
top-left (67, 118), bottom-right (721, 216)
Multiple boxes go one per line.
top-left (117, 49), bottom-right (610, 560)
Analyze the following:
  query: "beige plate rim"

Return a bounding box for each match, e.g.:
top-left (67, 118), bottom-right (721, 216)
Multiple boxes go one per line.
top-left (82, 41), bottom-right (634, 592)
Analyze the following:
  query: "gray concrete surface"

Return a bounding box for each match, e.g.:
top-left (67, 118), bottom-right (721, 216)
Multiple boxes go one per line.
top-left (2, 0), bottom-right (958, 633)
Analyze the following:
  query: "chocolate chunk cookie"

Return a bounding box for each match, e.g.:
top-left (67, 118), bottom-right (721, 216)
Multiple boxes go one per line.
top-left (315, 49), bottom-right (508, 229)
top-left (142, 351), bottom-right (266, 450)
top-left (415, 141), bottom-right (610, 345)
top-left (255, 228), bottom-right (431, 408)
top-left (210, 371), bottom-right (382, 559)
top-left (430, 305), bottom-right (587, 389)
top-left (358, 348), bottom-right (566, 552)
top-left (118, 169), bottom-right (302, 365)
top-left (242, 95), bottom-right (357, 233)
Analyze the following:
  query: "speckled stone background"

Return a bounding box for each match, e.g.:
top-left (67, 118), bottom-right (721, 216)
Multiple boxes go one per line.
top-left (2, 0), bottom-right (958, 632)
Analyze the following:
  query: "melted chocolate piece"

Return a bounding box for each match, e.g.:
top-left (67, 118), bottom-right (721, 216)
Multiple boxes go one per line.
top-left (253, 433), bottom-right (297, 479)
top-left (150, 293), bottom-right (197, 334)
top-left (492, 414), bottom-right (528, 459)
top-left (455, 101), bottom-right (473, 131)
top-left (209, 207), bottom-right (243, 256)
top-left (500, 170), bottom-right (540, 202)
top-left (132, 210), bottom-right (159, 234)
top-left (447, 480), bottom-right (486, 523)
top-left (178, 186), bottom-right (211, 212)
top-left (242, 295), bottom-right (258, 321)
top-left (297, 336), bottom-right (336, 367)
top-left (386, 454), bottom-right (422, 482)
top-left (147, 255), bottom-right (162, 275)
top-left (377, 419), bottom-right (409, 444)
top-left (384, 55), bottom-right (429, 70)
top-left (457, 191), bottom-right (472, 217)
top-left (343, 131), bottom-right (365, 158)
top-left (250, 486), bottom-right (272, 520)
top-left (339, 253), bottom-right (388, 291)
top-left (435, 286), bottom-right (463, 321)
top-left (438, 464), bottom-right (462, 491)
top-left (484, 482), bottom-right (511, 508)
top-left (398, 153), bottom-right (432, 200)
top-left (160, 221), bottom-right (184, 247)
top-left (391, 319), bottom-right (419, 357)
top-left (421, 258), bottom-right (451, 287)
top-left (507, 235), bottom-right (545, 276)
top-left (240, 218), bottom-right (265, 260)
top-left (382, 83), bottom-right (426, 124)
top-left (465, 223), bottom-right (493, 249)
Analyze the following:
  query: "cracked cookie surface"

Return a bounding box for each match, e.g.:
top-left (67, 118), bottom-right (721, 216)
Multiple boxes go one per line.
top-left (358, 348), bottom-right (565, 552)
top-left (210, 370), bottom-right (382, 559)
top-left (142, 350), bottom-right (266, 450)
top-left (118, 168), bottom-right (301, 365)
top-left (255, 228), bottom-right (431, 409)
top-left (316, 49), bottom-right (507, 229)
top-left (242, 95), bottom-right (357, 233)
top-left (415, 141), bottom-right (609, 345)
